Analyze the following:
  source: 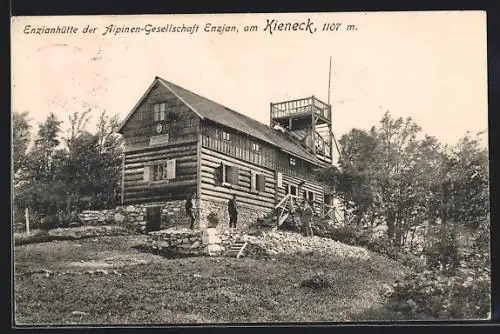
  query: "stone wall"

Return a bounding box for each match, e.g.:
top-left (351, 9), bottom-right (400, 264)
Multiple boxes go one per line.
top-left (77, 199), bottom-right (271, 233)
top-left (136, 226), bottom-right (372, 261)
top-left (77, 200), bottom-right (192, 233)
top-left (198, 199), bottom-right (270, 231)
top-left (146, 228), bottom-right (204, 256)
top-left (143, 227), bottom-right (237, 257)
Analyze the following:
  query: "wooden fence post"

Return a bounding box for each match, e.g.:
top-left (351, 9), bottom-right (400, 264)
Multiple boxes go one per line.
top-left (25, 207), bottom-right (30, 235)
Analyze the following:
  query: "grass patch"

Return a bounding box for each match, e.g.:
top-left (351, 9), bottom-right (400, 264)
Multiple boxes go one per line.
top-left (14, 235), bottom-right (407, 324)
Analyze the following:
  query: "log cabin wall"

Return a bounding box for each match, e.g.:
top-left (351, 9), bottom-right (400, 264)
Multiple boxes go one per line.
top-left (201, 121), bottom-right (318, 182)
top-left (199, 121), bottom-right (325, 228)
top-left (275, 174), bottom-right (325, 211)
top-left (121, 81), bottom-right (200, 206)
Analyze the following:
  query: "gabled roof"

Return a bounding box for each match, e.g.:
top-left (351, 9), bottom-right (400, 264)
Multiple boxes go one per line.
top-left (118, 76), bottom-right (326, 167)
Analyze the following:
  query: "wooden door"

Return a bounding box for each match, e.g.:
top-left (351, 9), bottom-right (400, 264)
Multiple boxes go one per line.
top-left (146, 206), bottom-right (161, 232)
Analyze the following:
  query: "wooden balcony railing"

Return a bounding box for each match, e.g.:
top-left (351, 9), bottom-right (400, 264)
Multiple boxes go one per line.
top-left (270, 96), bottom-right (332, 121)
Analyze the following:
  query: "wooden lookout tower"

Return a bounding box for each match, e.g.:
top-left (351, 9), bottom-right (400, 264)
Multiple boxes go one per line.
top-left (270, 96), bottom-right (335, 166)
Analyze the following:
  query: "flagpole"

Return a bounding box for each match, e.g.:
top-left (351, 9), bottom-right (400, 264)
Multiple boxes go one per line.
top-left (328, 56), bottom-right (332, 105)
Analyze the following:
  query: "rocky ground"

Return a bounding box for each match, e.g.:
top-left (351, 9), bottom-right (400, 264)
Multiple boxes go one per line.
top-left (241, 230), bottom-right (371, 260)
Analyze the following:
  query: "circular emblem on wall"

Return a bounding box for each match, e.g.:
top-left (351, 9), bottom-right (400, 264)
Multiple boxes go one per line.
top-left (156, 123), bottom-right (163, 133)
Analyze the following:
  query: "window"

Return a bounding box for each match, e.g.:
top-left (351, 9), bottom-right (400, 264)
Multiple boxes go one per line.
top-left (153, 163), bottom-right (167, 181)
top-left (153, 103), bottom-right (167, 122)
top-left (304, 190), bottom-right (315, 202)
top-left (144, 159), bottom-right (176, 182)
top-left (221, 131), bottom-right (231, 141)
top-left (252, 142), bottom-right (260, 153)
top-left (251, 171), bottom-right (266, 192)
top-left (290, 156), bottom-right (296, 166)
top-left (284, 183), bottom-right (298, 197)
top-left (216, 162), bottom-right (238, 186)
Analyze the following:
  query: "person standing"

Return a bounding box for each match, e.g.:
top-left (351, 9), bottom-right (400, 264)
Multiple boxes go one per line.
top-left (300, 201), bottom-right (314, 237)
top-left (185, 193), bottom-right (197, 230)
top-left (228, 194), bottom-right (239, 228)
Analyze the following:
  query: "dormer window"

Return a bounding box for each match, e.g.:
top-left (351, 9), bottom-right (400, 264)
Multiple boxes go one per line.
top-left (290, 156), bottom-right (296, 166)
top-left (153, 103), bottom-right (166, 122)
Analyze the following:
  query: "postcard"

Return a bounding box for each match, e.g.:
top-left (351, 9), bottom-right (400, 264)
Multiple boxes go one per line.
top-left (11, 11), bottom-right (490, 325)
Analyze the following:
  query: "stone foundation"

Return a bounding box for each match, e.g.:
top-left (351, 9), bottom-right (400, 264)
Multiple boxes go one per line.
top-left (198, 199), bottom-right (270, 231)
top-left (77, 200), bottom-right (192, 233)
top-left (77, 199), bottom-right (272, 234)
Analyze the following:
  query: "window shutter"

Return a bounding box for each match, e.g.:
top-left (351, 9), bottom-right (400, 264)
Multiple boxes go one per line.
top-left (166, 159), bottom-right (176, 180)
top-left (258, 174), bottom-right (266, 192)
top-left (215, 164), bottom-right (223, 185)
top-left (143, 165), bottom-right (151, 182)
top-left (251, 171), bottom-right (256, 191)
top-left (309, 191), bottom-right (315, 201)
top-left (277, 172), bottom-right (283, 188)
top-left (231, 166), bottom-right (239, 184)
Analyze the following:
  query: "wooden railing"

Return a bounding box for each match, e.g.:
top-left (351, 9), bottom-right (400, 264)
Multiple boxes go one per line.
top-left (274, 195), bottom-right (347, 227)
top-left (270, 96), bottom-right (331, 121)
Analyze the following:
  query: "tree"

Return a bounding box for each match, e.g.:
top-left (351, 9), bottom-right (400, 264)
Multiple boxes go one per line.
top-left (94, 111), bottom-right (123, 208)
top-left (15, 113), bottom-right (66, 217)
top-left (12, 111), bottom-right (31, 176)
top-left (61, 110), bottom-right (123, 211)
top-left (66, 109), bottom-right (92, 150)
top-left (337, 128), bottom-right (382, 226)
top-left (322, 112), bottom-right (448, 251)
top-left (446, 133), bottom-right (489, 231)
top-left (13, 109), bottom-right (124, 228)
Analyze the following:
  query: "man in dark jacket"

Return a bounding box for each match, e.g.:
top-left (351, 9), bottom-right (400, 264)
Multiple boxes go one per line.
top-left (300, 200), bottom-right (314, 237)
top-left (185, 193), bottom-right (196, 229)
top-left (228, 194), bottom-right (238, 228)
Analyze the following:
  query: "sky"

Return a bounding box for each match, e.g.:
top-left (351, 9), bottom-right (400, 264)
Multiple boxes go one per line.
top-left (11, 11), bottom-right (488, 148)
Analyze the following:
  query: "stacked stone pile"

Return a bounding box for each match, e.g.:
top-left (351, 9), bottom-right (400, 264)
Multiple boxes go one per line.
top-left (241, 231), bottom-right (371, 260)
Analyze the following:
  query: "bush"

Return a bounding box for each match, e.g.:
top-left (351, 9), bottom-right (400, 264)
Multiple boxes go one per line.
top-left (394, 252), bottom-right (425, 271)
top-left (386, 269), bottom-right (490, 319)
top-left (300, 272), bottom-right (333, 290)
top-left (38, 214), bottom-right (60, 230)
top-left (329, 225), bottom-right (360, 245)
top-left (424, 227), bottom-right (460, 272)
top-left (326, 224), bottom-right (425, 270)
